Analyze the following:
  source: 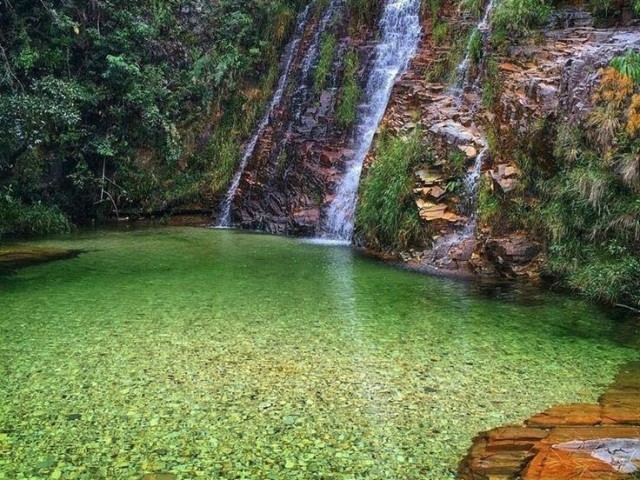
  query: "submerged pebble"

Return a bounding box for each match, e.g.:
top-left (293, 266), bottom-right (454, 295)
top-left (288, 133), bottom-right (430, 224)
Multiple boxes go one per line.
top-left (0, 228), bottom-right (636, 480)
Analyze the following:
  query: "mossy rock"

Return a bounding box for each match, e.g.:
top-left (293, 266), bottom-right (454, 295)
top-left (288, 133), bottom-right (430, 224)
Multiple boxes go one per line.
top-left (0, 246), bottom-right (81, 271)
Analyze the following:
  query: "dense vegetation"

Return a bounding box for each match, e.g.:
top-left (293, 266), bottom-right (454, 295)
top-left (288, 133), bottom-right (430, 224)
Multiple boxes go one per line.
top-left (0, 0), bottom-right (307, 236)
top-left (476, 48), bottom-right (640, 308)
top-left (543, 60), bottom-right (640, 307)
top-left (1, 0), bottom-right (639, 312)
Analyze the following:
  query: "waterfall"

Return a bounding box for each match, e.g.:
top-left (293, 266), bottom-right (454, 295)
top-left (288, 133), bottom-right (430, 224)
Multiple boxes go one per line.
top-left (215, 3), bottom-right (314, 227)
top-left (277, 0), bottom-right (344, 162)
top-left (453, 0), bottom-right (497, 91)
top-left (428, 0), bottom-right (496, 264)
top-left (321, 0), bottom-right (422, 241)
top-left (461, 146), bottom-right (488, 236)
top-left (452, 0), bottom-right (496, 237)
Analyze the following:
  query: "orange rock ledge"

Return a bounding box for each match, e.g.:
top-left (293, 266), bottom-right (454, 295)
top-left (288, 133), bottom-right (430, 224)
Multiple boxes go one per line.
top-left (458, 362), bottom-right (640, 479)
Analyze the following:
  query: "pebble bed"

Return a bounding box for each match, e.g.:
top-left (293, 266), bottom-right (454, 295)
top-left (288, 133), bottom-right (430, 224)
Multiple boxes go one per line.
top-left (0, 227), bottom-right (637, 479)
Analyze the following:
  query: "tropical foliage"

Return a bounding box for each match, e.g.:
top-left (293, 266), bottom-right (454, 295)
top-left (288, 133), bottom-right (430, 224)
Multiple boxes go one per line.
top-left (0, 0), bottom-right (306, 236)
top-left (538, 64), bottom-right (640, 306)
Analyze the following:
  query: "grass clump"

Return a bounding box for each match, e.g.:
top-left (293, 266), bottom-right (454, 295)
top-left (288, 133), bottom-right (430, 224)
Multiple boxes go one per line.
top-left (468, 28), bottom-right (483, 65)
top-left (460, 0), bottom-right (484, 17)
top-left (432, 20), bottom-right (449, 46)
top-left (315, 33), bottom-right (337, 94)
top-left (336, 50), bottom-right (362, 128)
top-left (491, 0), bottom-right (552, 47)
top-left (0, 194), bottom-right (70, 238)
top-left (535, 69), bottom-right (640, 307)
top-left (356, 129), bottom-right (430, 250)
top-left (203, 126), bottom-right (243, 197)
top-left (426, 31), bottom-right (469, 83)
top-left (482, 58), bottom-right (500, 108)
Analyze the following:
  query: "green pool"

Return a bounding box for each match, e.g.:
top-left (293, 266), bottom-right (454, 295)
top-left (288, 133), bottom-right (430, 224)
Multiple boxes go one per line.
top-left (0, 227), bottom-right (637, 479)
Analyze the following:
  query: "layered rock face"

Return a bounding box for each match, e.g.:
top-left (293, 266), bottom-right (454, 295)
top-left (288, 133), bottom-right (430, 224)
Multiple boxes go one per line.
top-left (359, 4), bottom-right (640, 278)
top-left (224, 2), bottom-right (377, 236)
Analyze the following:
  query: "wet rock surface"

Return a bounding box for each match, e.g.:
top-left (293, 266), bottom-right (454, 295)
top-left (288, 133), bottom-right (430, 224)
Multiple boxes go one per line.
top-left (458, 362), bottom-right (640, 479)
top-left (498, 24), bottom-right (640, 129)
top-left (225, 3), bottom-right (378, 236)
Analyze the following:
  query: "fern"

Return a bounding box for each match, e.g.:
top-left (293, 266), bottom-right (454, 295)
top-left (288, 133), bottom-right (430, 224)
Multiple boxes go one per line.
top-left (610, 50), bottom-right (640, 85)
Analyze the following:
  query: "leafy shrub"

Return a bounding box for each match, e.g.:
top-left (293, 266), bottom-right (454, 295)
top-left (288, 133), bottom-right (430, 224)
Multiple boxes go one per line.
top-left (536, 70), bottom-right (640, 307)
top-left (0, 0), bottom-right (306, 229)
top-left (610, 50), bottom-right (640, 85)
top-left (0, 192), bottom-right (70, 238)
top-left (491, 0), bottom-right (551, 45)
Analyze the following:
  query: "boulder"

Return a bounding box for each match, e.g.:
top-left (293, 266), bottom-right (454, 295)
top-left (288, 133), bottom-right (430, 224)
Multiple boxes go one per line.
top-left (419, 203), bottom-right (448, 221)
top-left (458, 145), bottom-right (478, 158)
top-left (491, 163), bottom-right (521, 193)
top-left (415, 169), bottom-right (442, 185)
top-left (429, 121), bottom-right (479, 145)
top-left (485, 236), bottom-right (542, 267)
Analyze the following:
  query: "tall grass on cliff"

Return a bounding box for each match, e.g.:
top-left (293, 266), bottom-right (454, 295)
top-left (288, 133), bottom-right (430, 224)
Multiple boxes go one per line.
top-left (540, 63), bottom-right (640, 307)
top-left (314, 33), bottom-right (337, 94)
top-left (336, 49), bottom-right (362, 128)
top-left (491, 0), bottom-right (551, 46)
top-left (356, 128), bottom-right (430, 250)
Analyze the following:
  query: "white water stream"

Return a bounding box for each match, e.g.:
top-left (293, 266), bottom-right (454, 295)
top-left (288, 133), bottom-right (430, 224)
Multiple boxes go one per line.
top-left (216, 3), bottom-right (314, 227)
top-left (322, 0), bottom-right (422, 241)
top-left (454, 0), bottom-right (497, 91)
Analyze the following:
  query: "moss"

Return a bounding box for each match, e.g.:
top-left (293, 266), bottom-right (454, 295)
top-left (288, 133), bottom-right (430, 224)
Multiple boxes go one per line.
top-left (336, 49), bottom-right (361, 128)
top-left (314, 33), bottom-right (337, 95)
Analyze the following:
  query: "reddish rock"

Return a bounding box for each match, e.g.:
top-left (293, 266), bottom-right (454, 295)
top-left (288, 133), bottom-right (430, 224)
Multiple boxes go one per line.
top-left (527, 404), bottom-right (603, 427)
top-left (459, 362), bottom-right (640, 480)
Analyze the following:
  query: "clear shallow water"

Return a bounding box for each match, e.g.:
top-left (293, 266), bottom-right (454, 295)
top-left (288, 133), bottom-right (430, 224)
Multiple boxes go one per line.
top-left (0, 227), bottom-right (637, 479)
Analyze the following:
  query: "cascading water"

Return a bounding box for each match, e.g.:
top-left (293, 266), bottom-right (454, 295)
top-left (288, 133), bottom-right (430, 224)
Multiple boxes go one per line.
top-left (428, 0), bottom-right (496, 264)
top-left (453, 0), bottom-right (496, 236)
top-left (461, 145), bottom-right (488, 236)
top-left (453, 0), bottom-right (496, 92)
top-left (276, 0), bottom-right (343, 162)
top-left (322, 0), bottom-right (422, 241)
top-left (215, 3), bottom-right (314, 227)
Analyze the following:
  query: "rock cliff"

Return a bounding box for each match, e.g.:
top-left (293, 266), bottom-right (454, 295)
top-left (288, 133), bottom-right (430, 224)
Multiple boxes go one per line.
top-left (357, 2), bottom-right (640, 280)
top-left (222, 1), bottom-right (378, 236)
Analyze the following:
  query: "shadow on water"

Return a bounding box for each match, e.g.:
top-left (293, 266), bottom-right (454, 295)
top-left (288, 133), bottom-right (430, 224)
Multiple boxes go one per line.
top-left (0, 246), bottom-right (84, 277)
